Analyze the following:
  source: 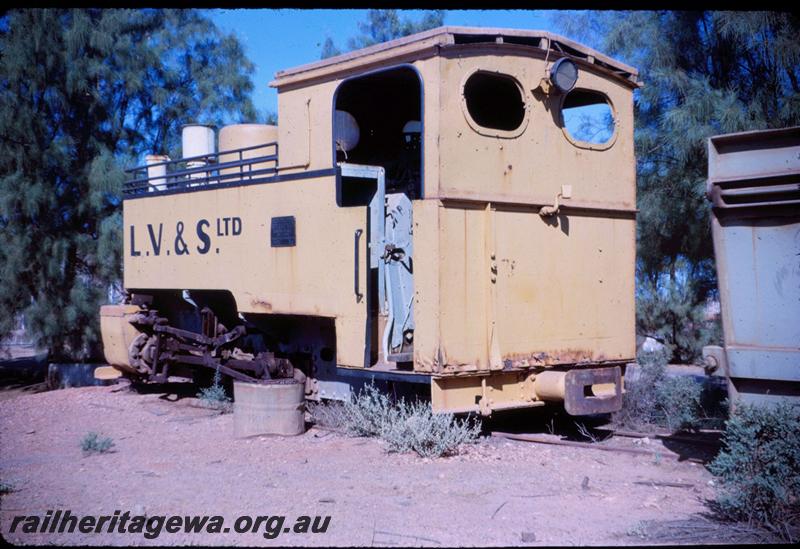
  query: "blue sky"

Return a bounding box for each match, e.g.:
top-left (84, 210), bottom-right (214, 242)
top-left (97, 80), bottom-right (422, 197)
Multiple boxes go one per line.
top-left (207, 9), bottom-right (554, 118)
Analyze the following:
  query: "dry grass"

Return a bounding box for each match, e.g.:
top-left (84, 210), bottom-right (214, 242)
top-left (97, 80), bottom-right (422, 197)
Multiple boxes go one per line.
top-left (309, 384), bottom-right (480, 458)
top-left (626, 516), bottom-right (783, 544)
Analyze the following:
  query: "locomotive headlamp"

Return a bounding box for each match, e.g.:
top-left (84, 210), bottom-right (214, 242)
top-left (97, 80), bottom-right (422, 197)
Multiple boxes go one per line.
top-left (549, 58), bottom-right (578, 94)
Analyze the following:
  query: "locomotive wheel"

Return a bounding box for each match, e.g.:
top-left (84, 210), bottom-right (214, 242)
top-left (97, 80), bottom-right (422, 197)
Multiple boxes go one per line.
top-left (128, 333), bottom-right (153, 374)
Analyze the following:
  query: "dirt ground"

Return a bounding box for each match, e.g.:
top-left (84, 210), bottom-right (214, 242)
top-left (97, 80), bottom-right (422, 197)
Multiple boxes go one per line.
top-left (0, 381), bottom-right (731, 546)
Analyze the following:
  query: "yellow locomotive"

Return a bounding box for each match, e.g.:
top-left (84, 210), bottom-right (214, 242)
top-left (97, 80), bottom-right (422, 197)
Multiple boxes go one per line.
top-left (100, 26), bottom-right (640, 416)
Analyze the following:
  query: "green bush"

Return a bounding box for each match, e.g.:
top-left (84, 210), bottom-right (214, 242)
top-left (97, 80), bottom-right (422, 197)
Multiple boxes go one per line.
top-left (614, 349), bottom-right (703, 431)
top-left (80, 432), bottom-right (115, 455)
top-left (311, 384), bottom-right (480, 458)
top-left (656, 376), bottom-right (704, 431)
top-left (197, 368), bottom-right (232, 414)
top-left (709, 403), bottom-right (800, 538)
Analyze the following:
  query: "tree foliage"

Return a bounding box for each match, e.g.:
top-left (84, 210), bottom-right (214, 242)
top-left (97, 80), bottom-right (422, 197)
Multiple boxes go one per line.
top-left (320, 9), bottom-right (445, 59)
top-left (319, 37), bottom-right (342, 60)
top-left (556, 11), bottom-right (800, 361)
top-left (0, 9), bottom-right (257, 360)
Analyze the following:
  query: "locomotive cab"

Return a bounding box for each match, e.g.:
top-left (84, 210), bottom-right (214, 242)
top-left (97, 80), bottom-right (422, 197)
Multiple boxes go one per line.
top-left (334, 66), bottom-right (423, 199)
top-left (101, 26), bottom-right (641, 416)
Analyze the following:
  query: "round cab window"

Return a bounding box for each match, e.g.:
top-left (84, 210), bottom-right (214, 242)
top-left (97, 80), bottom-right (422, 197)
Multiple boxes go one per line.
top-left (463, 72), bottom-right (525, 132)
top-left (561, 89), bottom-right (616, 147)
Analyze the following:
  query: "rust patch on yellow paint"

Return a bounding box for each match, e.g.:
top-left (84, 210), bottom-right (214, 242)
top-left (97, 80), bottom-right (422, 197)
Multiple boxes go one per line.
top-left (426, 347), bottom-right (622, 377)
top-left (501, 348), bottom-right (610, 369)
top-left (250, 298), bottom-right (272, 312)
top-left (413, 350), bottom-right (435, 372)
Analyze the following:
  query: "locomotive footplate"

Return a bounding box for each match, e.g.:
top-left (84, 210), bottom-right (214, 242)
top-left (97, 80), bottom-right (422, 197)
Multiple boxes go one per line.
top-left (562, 366), bottom-right (623, 416)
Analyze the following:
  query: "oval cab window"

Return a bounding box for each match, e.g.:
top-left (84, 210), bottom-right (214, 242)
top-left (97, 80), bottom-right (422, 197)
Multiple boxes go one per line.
top-left (463, 71), bottom-right (526, 134)
top-left (561, 89), bottom-right (616, 148)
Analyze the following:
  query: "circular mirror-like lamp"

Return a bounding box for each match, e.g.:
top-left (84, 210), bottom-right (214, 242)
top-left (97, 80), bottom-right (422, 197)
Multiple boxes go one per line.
top-left (549, 58), bottom-right (578, 94)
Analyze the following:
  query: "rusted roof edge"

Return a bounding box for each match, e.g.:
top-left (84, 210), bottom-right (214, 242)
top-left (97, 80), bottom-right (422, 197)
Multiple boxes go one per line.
top-left (270, 26), bottom-right (639, 89)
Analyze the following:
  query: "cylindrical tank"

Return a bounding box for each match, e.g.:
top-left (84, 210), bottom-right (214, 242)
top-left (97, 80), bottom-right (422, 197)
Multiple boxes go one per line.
top-left (218, 124), bottom-right (278, 181)
top-left (182, 124), bottom-right (216, 159)
top-left (145, 154), bottom-right (170, 191)
top-left (233, 380), bottom-right (305, 437)
top-left (182, 124), bottom-right (216, 183)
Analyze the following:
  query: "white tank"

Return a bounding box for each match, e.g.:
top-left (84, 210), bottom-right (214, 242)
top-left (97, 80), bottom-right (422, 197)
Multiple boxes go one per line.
top-left (182, 124), bottom-right (215, 184)
top-left (219, 124), bottom-right (279, 180)
top-left (182, 124), bottom-right (216, 159)
top-left (145, 154), bottom-right (170, 191)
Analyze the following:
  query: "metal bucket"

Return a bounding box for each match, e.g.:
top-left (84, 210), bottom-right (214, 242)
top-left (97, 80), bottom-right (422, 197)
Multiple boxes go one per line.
top-left (233, 380), bottom-right (305, 437)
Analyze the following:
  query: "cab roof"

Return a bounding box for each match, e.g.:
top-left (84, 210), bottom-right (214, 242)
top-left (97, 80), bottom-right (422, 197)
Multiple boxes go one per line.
top-left (270, 26), bottom-right (640, 90)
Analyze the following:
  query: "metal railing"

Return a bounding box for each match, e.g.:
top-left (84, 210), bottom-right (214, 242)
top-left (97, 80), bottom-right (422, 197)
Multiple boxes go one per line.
top-left (123, 142), bottom-right (279, 196)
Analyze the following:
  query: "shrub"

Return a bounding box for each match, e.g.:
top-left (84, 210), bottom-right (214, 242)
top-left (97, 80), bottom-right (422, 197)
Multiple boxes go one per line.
top-left (381, 399), bottom-right (481, 458)
top-left (307, 399), bottom-right (348, 430)
top-left (340, 383), bottom-right (396, 437)
top-left (0, 481), bottom-right (16, 495)
top-left (311, 384), bottom-right (480, 458)
top-left (614, 349), bottom-right (703, 431)
top-left (709, 403), bottom-right (800, 539)
top-left (80, 432), bottom-right (115, 455)
top-left (197, 368), bottom-right (232, 414)
top-left (656, 376), bottom-right (704, 431)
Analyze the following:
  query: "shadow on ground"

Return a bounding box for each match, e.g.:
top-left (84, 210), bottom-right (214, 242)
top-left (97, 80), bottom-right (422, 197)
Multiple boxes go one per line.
top-left (481, 406), bottom-right (614, 440)
top-left (660, 433), bottom-right (722, 463)
top-left (481, 404), bottom-right (724, 464)
top-left (131, 380), bottom-right (204, 401)
top-left (0, 352), bottom-right (49, 400)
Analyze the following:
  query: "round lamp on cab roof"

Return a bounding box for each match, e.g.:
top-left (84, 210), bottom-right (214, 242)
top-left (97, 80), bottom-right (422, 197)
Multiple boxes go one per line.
top-left (550, 58), bottom-right (578, 94)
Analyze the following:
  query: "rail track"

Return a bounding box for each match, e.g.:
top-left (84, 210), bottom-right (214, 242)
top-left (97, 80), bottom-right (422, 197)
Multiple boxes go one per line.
top-left (491, 427), bottom-right (723, 464)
